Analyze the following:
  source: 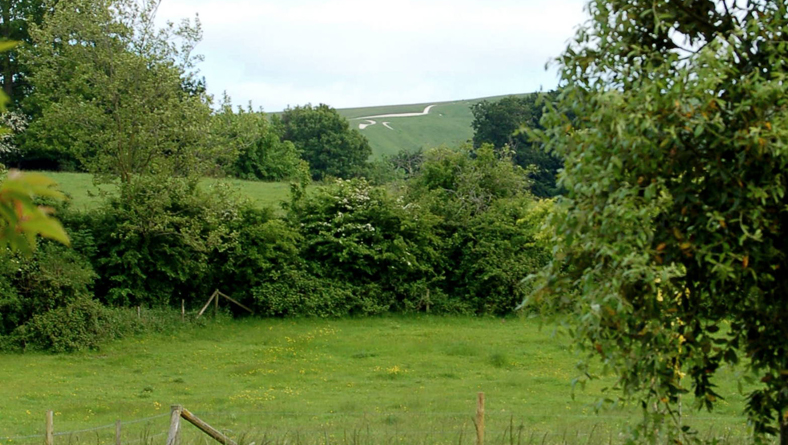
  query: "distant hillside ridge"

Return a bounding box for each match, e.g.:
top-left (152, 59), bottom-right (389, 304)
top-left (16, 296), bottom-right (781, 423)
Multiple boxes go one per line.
top-left (272, 93), bottom-right (532, 159)
top-left (333, 93), bottom-right (532, 159)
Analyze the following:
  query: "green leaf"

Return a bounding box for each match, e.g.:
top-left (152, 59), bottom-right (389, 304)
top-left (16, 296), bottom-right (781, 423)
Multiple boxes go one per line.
top-left (0, 41), bottom-right (18, 52)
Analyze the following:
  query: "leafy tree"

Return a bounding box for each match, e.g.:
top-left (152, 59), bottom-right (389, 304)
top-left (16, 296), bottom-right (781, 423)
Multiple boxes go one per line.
top-left (0, 0), bottom-right (52, 108)
top-left (20, 0), bottom-right (212, 180)
top-left (471, 94), bottom-right (562, 198)
top-left (530, 0), bottom-right (788, 442)
top-left (210, 96), bottom-right (302, 181)
top-left (387, 147), bottom-right (424, 179)
top-left (408, 144), bottom-right (531, 218)
top-left (277, 103), bottom-right (371, 180)
top-left (406, 144), bottom-right (551, 314)
top-left (0, 42), bottom-right (67, 253)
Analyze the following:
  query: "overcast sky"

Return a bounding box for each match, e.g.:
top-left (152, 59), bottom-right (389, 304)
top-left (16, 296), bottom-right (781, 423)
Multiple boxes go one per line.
top-left (155, 0), bottom-right (587, 112)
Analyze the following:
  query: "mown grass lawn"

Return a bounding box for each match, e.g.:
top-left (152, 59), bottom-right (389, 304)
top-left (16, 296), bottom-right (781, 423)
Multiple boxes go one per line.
top-left (0, 316), bottom-right (758, 444)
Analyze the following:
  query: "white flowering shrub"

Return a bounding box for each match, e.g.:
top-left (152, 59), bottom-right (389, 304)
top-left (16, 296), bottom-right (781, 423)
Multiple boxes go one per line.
top-left (0, 111), bottom-right (28, 155)
top-left (286, 178), bottom-right (444, 314)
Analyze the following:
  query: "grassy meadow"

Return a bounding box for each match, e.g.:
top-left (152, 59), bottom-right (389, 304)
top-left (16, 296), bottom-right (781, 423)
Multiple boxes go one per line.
top-left (336, 94), bottom-right (526, 159)
top-left (44, 172), bottom-right (292, 212)
top-left (0, 317), bottom-right (760, 445)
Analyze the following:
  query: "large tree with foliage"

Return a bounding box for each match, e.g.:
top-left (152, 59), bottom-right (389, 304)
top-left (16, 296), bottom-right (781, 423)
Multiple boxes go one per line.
top-left (20, 0), bottom-right (212, 180)
top-left (0, 41), bottom-right (67, 253)
top-left (276, 103), bottom-right (371, 180)
top-left (0, 0), bottom-right (52, 108)
top-left (471, 94), bottom-right (562, 198)
top-left (530, 0), bottom-right (788, 443)
top-left (210, 96), bottom-right (302, 181)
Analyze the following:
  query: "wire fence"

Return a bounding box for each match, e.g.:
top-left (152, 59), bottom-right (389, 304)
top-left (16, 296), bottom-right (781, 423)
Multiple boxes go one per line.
top-left (0, 409), bottom-right (776, 445)
top-left (0, 414), bottom-right (169, 445)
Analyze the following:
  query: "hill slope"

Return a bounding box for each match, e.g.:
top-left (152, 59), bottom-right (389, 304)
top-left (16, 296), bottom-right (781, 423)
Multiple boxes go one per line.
top-left (336, 94), bottom-right (528, 159)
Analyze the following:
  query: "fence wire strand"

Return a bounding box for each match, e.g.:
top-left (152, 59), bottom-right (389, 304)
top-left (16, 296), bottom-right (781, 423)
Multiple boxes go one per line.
top-left (1, 413), bottom-right (168, 442)
top-left (0, 409), bottom-right (768, 445)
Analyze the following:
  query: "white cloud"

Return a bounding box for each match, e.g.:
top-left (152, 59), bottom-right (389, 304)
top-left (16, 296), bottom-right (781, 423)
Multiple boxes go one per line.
top-left (155, 0), bottom-right (587, 111)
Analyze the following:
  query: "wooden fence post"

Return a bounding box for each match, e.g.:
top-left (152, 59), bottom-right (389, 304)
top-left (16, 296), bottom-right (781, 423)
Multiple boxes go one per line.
top-left (181, 299), bottom-right (185, 323)
top-left (180, 407), bottom-right (238, 445)
top-left (214, 290), bottom-right (219, 317)
top-left (197, 291), bottom-right (217, 318)
top-left (115, 420), bottom-right (121, 445)
top-left (166, 405), bottom-right (183, 445)
top-left (46, 410), bottom-right (54, 445)
top-left (475, 392), bottom-right (485, 445)
top-left (215, 291), bottom-right (253, 315)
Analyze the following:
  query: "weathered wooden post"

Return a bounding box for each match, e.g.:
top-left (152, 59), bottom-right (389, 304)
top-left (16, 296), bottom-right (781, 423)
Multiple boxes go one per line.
top-left (45, 410), bottom-right (54, 445)
top-left (181, 407), bottom-right (238, 445)
top-left (166, 405), bottom-right (183, 445)
top-left (475, 392), bottom-right (485, 445)
top-left (115, 419), bottom-right (122, 445)
top-left (197, 291), bottom-right (216, 318)
top-left (214, 290), bottom-right (218, 317)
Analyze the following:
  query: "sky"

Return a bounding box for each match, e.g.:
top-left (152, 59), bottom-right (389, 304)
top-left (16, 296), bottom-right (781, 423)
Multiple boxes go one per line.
top-left (155, 0), bottom-right (587, 112)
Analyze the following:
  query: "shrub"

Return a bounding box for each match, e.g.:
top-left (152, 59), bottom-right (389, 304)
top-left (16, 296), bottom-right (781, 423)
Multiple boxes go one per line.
top-left (0, 242), bottom-right (96, 336)
top-left (0, 263), bottom-right (22, 335)
top-left (252, 268), bottom-right (355, 317)
top-left (452, 197), bottom-right (553, 314)
top-left (407, 144), bottom-right (531, 220)
top-left (288, 178), bottom-right (443, 314)
top-left (404, 144), bottom-right (551, 314)
top-left (84, 175), bottom-right (246, 307)
top-left (215, 207), bottom-right (305, 310)
top-left (9, 301), bottom-right (203, 352)
top-left (13, 297), bottom-right (108, 352)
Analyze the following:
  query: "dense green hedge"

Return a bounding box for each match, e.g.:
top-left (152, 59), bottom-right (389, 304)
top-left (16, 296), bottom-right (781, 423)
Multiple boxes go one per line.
top-left (0, 145), bottom-right (553, 352)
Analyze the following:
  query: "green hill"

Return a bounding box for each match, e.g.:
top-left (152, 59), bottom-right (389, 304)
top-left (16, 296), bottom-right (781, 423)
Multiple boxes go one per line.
top-left (336, 93), bottom-right (529, 159)
top-left (42, 94), bottom-right (530, 208)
